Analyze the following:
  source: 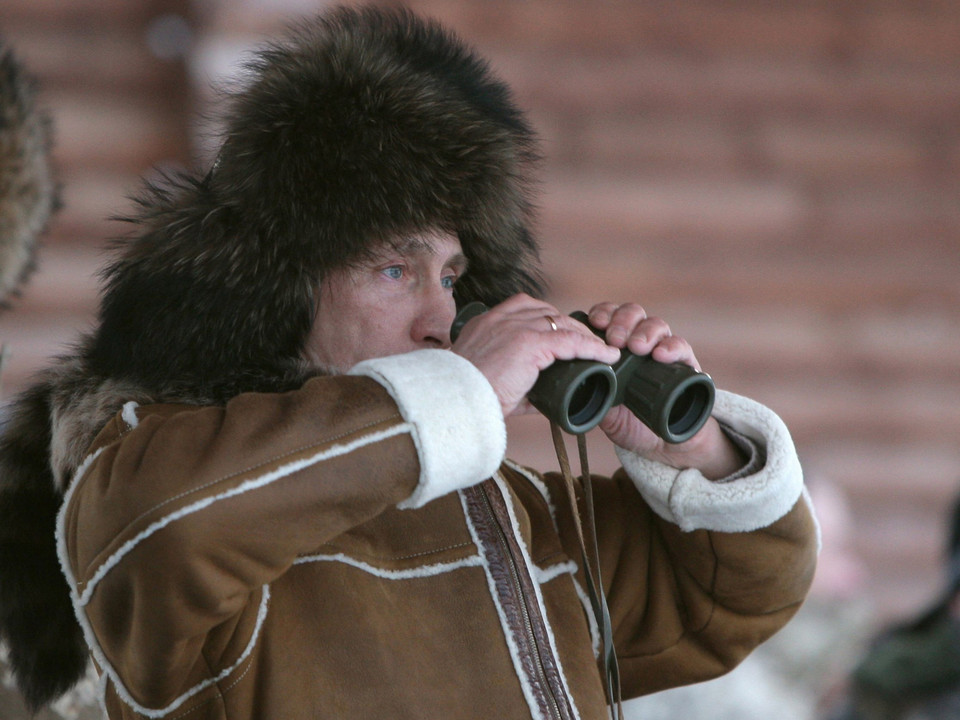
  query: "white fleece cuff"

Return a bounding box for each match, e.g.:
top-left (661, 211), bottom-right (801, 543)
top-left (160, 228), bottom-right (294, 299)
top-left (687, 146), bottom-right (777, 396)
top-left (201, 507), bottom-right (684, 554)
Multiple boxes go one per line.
top-left (615, 390), bottom-right (804, 533)
top-left (349, 349), bottom-right (506, 509)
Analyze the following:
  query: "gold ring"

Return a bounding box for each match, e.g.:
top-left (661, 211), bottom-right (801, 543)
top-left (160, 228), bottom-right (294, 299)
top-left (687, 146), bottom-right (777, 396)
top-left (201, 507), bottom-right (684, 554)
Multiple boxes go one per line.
top-left (546, 315), bottom-right (559, 332)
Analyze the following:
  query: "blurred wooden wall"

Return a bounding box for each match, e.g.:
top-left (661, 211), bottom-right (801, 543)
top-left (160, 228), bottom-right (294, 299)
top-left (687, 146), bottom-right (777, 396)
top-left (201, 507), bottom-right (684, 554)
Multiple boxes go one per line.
top-left (2, 0), bottom-right (959, 630)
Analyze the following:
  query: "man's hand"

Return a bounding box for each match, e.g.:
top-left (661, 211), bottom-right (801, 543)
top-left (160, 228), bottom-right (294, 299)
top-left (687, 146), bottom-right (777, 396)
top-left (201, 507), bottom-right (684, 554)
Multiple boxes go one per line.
top-left (586, 302), bottom-right (745, 480)
top-left (453, 295), bottom-right (745, 481)
top-left (451, 294), bottom-right (621, 418)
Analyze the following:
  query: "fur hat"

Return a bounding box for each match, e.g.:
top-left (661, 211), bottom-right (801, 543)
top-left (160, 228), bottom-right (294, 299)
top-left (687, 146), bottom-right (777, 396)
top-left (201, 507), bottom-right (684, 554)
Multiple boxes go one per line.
top-left (90, 5), bottom-right (543, 400)
top-left (0, 39), bottom-right (57, 307)
top-left (0, 6), bottom-right (543, 709)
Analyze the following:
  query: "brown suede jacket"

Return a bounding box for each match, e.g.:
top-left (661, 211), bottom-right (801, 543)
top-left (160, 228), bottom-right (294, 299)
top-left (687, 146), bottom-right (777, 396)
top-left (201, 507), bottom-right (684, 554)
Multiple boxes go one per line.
top-left (56, 350), bottom-right (818, 719)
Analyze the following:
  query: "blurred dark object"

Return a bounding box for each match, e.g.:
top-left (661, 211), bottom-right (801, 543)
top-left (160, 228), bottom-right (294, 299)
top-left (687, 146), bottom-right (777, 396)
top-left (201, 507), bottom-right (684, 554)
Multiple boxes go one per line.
top-left (0, 38), bottom-right (56, 308)
top-left (824, 493), bottom-right (960, 720)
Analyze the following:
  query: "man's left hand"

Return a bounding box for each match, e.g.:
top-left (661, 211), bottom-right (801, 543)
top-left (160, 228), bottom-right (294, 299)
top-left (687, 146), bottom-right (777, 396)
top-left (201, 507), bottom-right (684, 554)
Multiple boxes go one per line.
top-left (586, 302), bottom-right (745, 481)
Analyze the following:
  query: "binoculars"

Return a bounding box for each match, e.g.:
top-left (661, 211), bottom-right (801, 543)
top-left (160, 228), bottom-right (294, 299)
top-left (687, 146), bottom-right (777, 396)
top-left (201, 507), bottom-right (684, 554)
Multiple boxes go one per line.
top-left (451, 302), bottom-right (715, 442)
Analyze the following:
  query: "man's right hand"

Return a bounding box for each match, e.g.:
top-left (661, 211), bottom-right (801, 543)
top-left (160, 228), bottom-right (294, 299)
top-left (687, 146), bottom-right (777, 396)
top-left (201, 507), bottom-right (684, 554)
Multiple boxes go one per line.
top-left (450, 294), bottom-right (621, 418)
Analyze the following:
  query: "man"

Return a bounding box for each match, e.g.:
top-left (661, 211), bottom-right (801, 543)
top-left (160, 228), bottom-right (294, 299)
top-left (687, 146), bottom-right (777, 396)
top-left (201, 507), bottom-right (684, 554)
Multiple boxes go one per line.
top-left (0, 7), bottom-right (817, 719)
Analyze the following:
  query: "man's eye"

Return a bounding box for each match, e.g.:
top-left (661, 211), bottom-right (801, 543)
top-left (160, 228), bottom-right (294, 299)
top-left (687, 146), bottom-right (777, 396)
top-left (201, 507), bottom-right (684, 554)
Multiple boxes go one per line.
top-left (441, 275), bottom-right (457, 290)
top-left (382, 266), bottom-right (403, 280)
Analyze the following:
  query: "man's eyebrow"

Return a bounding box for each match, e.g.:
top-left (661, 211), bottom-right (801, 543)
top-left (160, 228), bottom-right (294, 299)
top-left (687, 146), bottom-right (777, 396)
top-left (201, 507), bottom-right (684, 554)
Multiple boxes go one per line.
top-left (390, 236), bottom-right (432, 254)
top-left (384, 237), bottom-right (468, 269)
top-left (447, 253), bottom-right (468, 272)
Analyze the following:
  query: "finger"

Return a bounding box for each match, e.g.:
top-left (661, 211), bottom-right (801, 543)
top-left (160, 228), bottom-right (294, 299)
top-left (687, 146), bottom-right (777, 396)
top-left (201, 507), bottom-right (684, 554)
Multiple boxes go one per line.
top-left (467, 297), bottom-right (562, 336)
top-left (537, 324), bottom-right (621, 367)
top-left (586, 302), bottom-right (621, 330)
top-left (490, 296), bottom-right (568, 324)
top-left (477, 294), bottom-right (553, 323)
top-left (550, 312), bottom-right (606, 341)
top-left (604, 303), bottom-right (648, 347)
top-left (494, 296), bottom-right (617, 345)
top-left (625, 315), bottom-right (671, 355)
top-left (495, 303), bottom-right (599, 342)
top-left (649, 335), bottom-right (701, 371)
top-left (476, 295), bottom-right (622, 363)
top-left (497, 293), bottom-right (576, 321)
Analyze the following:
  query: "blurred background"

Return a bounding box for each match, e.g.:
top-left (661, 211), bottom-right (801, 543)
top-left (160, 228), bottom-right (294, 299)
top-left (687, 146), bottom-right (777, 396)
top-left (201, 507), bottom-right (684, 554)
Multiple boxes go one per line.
top-left (1, 0), bottom-right (959, 718)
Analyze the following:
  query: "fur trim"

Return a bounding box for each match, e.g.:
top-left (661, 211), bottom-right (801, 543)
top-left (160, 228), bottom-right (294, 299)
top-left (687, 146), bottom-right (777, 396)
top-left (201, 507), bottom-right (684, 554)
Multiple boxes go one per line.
top-left (0, 40), bottom-right (58, 306)
top-left (349, 349), bottom-right (506, 508)
top-left (615, 390), bottom-right (805, 533)
top-left (0, 379), bottom-right (87, 712)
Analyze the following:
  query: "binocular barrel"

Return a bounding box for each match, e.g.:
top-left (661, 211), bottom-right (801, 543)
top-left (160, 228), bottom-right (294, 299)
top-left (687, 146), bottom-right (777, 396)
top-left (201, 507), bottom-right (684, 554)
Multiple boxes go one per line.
top-left (451, 302), bottom-right (715, 442)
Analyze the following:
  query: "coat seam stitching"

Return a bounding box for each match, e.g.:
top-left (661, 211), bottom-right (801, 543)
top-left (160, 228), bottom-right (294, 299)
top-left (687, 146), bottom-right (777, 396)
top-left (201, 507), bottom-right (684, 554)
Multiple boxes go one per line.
top-left (73, 417), bottom-right (407, 593)
top-left (123, 413), bottom-right (404, 533)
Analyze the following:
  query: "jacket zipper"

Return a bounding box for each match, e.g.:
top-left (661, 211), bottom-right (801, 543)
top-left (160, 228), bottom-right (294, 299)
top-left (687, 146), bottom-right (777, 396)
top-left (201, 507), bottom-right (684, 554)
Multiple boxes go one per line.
top-left (478, 482), bottom-right (573, 720)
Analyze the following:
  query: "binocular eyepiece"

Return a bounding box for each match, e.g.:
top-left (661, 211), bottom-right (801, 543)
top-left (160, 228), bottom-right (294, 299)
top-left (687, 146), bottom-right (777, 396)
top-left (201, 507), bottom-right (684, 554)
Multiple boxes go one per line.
top-left (451, 302), bottom-right (715, 442)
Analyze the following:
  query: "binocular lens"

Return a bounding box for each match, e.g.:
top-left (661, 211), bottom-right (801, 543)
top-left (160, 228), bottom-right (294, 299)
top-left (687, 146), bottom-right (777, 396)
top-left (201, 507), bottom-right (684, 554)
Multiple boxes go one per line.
top-left (529, 361), bottom-right (617, 435)
top-left (568, 374), bottom-right (613, 427)
top-left (667, 382), bottom-right (711, 437)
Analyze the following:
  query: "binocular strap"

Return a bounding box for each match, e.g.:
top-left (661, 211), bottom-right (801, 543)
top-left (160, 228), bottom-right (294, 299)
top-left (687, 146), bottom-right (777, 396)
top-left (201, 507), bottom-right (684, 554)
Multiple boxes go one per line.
top-left (549, 423), bottom-right (624, 720)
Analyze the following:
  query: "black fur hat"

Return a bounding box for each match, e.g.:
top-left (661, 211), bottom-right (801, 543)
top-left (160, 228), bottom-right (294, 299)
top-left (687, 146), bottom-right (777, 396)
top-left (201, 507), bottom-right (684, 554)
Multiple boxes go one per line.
top-left (90, 5), bottom-right (543, 399)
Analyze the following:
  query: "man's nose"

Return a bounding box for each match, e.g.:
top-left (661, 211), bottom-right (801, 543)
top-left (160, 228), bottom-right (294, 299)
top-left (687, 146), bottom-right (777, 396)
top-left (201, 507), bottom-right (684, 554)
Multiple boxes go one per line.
top-left (412, 288), bottom-right (455, 348)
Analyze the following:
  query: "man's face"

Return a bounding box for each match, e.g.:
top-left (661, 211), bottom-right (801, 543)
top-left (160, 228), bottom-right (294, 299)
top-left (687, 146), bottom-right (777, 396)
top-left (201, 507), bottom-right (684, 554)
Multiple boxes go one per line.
top-left (304, 230), bottom-right (467, 371)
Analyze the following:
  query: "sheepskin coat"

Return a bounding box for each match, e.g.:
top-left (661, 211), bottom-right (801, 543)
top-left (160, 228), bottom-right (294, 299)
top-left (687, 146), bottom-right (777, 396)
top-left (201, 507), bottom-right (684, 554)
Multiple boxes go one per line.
top-left (56, 350), bottom-right (817, 719)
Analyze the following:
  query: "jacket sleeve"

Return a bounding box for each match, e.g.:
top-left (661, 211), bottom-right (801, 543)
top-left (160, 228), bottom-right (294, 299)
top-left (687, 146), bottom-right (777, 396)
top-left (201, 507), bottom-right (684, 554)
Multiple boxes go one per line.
top-left (56, 349), bottom-right (504, 710)
top-left (554, 389), bottom-right (819, 698)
